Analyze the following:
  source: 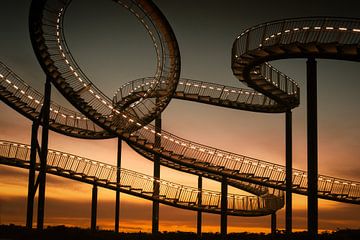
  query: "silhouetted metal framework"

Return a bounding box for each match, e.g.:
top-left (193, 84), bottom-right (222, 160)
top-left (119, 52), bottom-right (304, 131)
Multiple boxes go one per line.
top-left (1, 0), bottom-right (359, 236)
top-left (1, 59), bottom-right (359, 204)
top-left (0, 61), bottom-right (283, 225)
top-left (232, 16), bottom-right (360, 237)
top-left (0, 140), bottom-right (283, 216)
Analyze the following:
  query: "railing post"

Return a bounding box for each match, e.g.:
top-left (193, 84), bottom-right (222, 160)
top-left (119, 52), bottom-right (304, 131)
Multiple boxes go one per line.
top-left (197, 176), bottom-right (202, 240)
top-left (115, 137), bottom-right (122, 233)
top-left (221, 177), bottom-right (228, 240)
top-left (91, 184), bottom-right (98, 232)
top-left (152, 112), bottom-right (161, 235)
top-left (26, 122), bottom-right (39, 229)
top-left (307, 57), bottom-right (318, 239)
top-left (37, 76), bottom-right (51, 230)
top-left (285, 110), bottom-right (292, 235)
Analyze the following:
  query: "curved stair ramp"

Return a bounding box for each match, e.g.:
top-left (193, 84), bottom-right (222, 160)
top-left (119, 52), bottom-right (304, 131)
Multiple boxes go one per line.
top-left (0, 140), bottom-right (282, 216)
top-left (22, 1), bottom-right (360, 206)
top-left (0, 61), bottom-right (111, 139)
top-left (0, 61), bottom-right (278, 207)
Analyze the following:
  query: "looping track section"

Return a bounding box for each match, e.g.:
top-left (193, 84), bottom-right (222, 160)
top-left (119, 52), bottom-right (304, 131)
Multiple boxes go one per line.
top-left (25, 0), bottom-right (360, 213)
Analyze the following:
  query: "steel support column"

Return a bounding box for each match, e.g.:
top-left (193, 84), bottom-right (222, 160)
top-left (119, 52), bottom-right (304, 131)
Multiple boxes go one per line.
top-left (37, 77), bottom-right (51, 230)
top-left (307, 57), bottom-right (318, 239)
top-left (221, 177), bottom-right (228, 239)
top-left (285, 110), bottom-right (292, 235)
top-left (115, 138), bottom-right (122, 233)
top-left (26, 122), bottom-right (39, 228)
top-left (152, 113), bottom-right (161, 235)
top-left (91, 184), bottom-right (98, 232)
top-left (271, 212), bottom-right (277, 235)
top-left (197, 176), bottom-right (202, 239)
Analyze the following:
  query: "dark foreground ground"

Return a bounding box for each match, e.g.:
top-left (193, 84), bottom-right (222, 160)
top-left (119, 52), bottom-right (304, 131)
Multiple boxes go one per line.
top-left (1, 225), bottom-right (360, 240)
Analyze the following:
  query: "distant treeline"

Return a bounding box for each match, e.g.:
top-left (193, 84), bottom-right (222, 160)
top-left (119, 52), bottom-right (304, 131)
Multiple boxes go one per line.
top-left (0, 224), bottom-right (359, 240)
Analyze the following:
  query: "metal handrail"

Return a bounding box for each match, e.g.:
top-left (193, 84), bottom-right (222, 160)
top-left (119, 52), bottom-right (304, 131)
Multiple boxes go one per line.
top-left (0, 140), bottom-right (283, 214)
top-left (0, 61), bottom-right (104, 135)
top-left (26, 0), bottom-right (360, 207)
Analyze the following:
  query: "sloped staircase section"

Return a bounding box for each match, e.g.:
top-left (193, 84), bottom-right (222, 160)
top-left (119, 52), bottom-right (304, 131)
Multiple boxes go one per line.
top-left (0, 140), bottom-right (281, 216)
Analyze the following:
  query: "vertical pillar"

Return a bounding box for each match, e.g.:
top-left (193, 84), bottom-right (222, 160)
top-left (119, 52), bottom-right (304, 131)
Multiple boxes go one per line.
top-left (37, 77), bottom-right (51, 230)
top-left (115, 138), bottom-right (122, 233)
top-left (285, 110), bottom-right (292, 235)
top-left (271, 212), bottom-right (277, 235)
top-left (307, 57), bottom-right (318, 239)
top-left (152, 113), bottom-right (161, 235)
top-left (26, 122), bottom-right (39, 228)
top-left (197, 176), bottom-right (202, 239)
top-left (91, 184), bottom-right (98, 232)
top-left (221, 177), bottom-right (227, 240)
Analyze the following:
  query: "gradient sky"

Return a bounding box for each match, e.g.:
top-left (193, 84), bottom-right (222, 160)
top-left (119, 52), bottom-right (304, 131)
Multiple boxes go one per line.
top-left (1, 0), bottom-right (360, 233)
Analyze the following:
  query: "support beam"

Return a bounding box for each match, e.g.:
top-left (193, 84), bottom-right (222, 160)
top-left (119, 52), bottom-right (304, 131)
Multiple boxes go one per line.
top-left (285, 110), bottom-right (292, 235)
top-left (91, 184), bottom-right (98, 232)
top-left (197, 176), bottom-right (202, 239)
top-left (221, 177), bottom-right (227, 239)
top-left (37, 77), bottom-right (51, 230)
top-left (307, 57), bottom-right (318, 239)
top-left (271, 212), bottom-right (277, 235)
top-left (115, 138), bottom-right (122, 233)
top-left (152, 113), bottom-right (161, 235)
top-left (26, 122), bottom-right (39, 228)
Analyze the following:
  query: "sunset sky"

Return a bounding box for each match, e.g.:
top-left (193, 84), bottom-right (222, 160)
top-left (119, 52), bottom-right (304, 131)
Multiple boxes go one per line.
top-left (1, 0), bottom-right (360, 233)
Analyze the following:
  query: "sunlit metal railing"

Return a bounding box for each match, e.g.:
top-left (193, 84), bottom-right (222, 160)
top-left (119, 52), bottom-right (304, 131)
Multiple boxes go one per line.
top-left (113, 77), bottom-right (282, 113)
top-left (26, 3), bottom-right (360, 208)
top-left (135, 123), bottom-right (360, 202)
top-left (0, 61), bottom-right (107, 138)
top-left (233, 17), bottom-right (360, 105)
top-left (0, 61), bottom-right (276, 203)
top-left (129, 144), bottom-right (272, 197)
top-left (0, 140), bottom-right (283, 215)
top-left (30, 0), bottom-right (180, 132)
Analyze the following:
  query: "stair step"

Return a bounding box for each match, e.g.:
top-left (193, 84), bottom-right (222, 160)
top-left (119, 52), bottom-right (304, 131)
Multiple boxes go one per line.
top-left (184, 93), bottom-right (198, 100)
top-left (144, 143), bottom-right (154, 149)
top-left (142, 191), bottom-right (154, 195)
top-left (318, 42), bottom-right (338, 54)
top-left (175, 91), bottom-right (184, 97)
top-left (137, 138), bottom-right (147, 145)
top-left (248, 48), bottom-right (270, 58)
top-left (171, 154), bottom-right (182, 160)
top-left (299, 42), bottom-right (319, 54)
top-left (263, 45), bottom-right (286, 55)
top-left (162, 150), bottom-right (173, 156)
top-left (165, 197), bottom-right (177, 201)
top-left (198, 96), bottom-right (210, 101)
top-left (339, 44), bottom-right (357, 56)
top-left (129, 135), bottom-right (138, 142)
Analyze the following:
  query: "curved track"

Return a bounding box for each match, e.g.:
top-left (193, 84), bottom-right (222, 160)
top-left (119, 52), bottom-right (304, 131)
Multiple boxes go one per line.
top-left (0, 1), bottom-right (359, 224)
top-left (0, 140), bottom-right (282, 216)
top-left (0, 61), bottom-right (279, 212)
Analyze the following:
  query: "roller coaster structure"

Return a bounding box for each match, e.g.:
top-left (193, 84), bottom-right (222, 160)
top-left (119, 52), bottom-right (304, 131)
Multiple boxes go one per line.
top-left (0, 0), bottom-right (359, 239)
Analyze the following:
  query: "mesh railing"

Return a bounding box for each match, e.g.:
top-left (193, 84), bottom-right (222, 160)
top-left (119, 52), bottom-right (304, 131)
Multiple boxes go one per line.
top-left (29, 2), bottom-right (360, 205)
top-left (0, 61), bottom-right (104, 134)
top-left (113, 77), bottom-right (278, 109)
top-left (33, 0), bottom-right (180, 131)
top-left (0, 140), bottom-right (283, 213)
top-left (233, 17), bottom-right (360, 100)
top-left (129, 118), bottom-right (360, 201)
